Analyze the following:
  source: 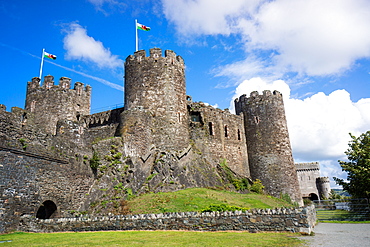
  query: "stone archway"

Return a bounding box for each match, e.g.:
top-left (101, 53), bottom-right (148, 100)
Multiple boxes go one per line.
top-left (36, 200), bottom-right (58, 219)
top-left (308, 193), bottom-right (319, 201)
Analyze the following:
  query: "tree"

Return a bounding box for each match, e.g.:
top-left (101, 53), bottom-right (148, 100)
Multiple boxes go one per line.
top-left (334, 131), bottom-right (370, 200)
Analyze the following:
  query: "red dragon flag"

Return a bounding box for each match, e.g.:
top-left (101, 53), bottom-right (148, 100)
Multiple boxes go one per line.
top-left (136, 22), bottom-right (151, 31)
top-left (44, 51), bottom-right (57, 60)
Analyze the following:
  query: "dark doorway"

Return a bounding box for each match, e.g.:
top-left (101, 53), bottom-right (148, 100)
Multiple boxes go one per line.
top-left (36, 200), bottom-right (57, 219)
top-left (309, 193), bottom-right (319, 201)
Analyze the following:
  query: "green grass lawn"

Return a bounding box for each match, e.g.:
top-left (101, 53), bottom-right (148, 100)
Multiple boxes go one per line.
top-left (127, 188), bottom-right (294, 214)
top-left (316, 209), bottom-right (370, 223)
top-left (0, 231), bottom-right (305, 247)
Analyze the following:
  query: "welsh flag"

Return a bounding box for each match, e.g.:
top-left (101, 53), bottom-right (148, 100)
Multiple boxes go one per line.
top-left (44, 51), bottom-right (57, 60)
top-left (137, 22), bottom-right (150, 31)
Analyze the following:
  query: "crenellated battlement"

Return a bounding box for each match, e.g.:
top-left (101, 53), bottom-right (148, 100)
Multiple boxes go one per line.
top-left (125, 48), bottom-right (184, 68)
top-left (234, 90), bottom-right (283, 107)
top-left (316, 177), bottom-right (330, 183)
top-left (25, 75), bottom-right (91, 134)
top-left (27, 76), bottom-right (91, 93)
top-left (296, 162), bottom-right (320, 171)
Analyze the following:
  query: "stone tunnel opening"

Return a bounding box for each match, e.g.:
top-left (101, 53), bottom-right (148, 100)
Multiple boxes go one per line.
top-left (308, 193), bottom-right (319, 201)
top-left (36, 200), bottom-right (58, 219)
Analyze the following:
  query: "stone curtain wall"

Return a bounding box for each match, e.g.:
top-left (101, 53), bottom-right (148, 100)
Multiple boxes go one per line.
top-left (18, 205), bottom-right (316, 234)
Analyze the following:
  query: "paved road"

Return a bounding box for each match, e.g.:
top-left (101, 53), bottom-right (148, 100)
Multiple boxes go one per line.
top-left (299, 223), bottom-right (370, 246)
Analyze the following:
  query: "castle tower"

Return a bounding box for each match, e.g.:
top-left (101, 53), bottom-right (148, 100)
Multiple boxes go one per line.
top-left (316, 177), bottom-right (331, 199)
top-left (25, 75), bottom-right (91, 134)
top-left (235, 90), bottom-right (303, 205)
top-left (123, 48), bottom-right (189, 152)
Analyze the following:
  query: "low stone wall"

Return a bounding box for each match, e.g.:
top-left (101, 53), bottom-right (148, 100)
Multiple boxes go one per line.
top-left (18, 205), bottom-right (316, 234)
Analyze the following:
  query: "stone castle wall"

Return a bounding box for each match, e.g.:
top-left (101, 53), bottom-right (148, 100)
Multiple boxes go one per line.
top-left (0, 48), bottom-right (307, 233)
top-left (188, 101), bottom-right (249, 177)
top-left (0, 149), bottom-right (93, 233)
top-left (124, 49), bottom-right (189, 152)
top-left (296, 162), bottom-right (320, 199)
top-left (235, 90), bottom-right (303, 205)
top-left (18, 205), bottom-right (316, 234)
top-left (25, 76), bottom-right (91, 135)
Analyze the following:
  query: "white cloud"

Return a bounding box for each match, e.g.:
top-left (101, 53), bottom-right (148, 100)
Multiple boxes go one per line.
top-left (63, 23), bottom-right (123, 69)
top-left (162, 0), bottom-right (370, 77)
top-left (231, 78), bottom-right (370, 181)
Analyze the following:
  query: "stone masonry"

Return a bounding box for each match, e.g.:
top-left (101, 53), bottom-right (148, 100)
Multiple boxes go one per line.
top-left (0, 48), bottom-right (308, 233)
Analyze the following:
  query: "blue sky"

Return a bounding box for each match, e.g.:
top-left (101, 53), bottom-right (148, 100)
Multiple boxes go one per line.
top-left (1, 0), bottom-right (370, 188)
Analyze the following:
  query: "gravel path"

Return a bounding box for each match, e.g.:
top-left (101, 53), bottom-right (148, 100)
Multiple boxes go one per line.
top-left (299, 223), bottom-right (370, 246)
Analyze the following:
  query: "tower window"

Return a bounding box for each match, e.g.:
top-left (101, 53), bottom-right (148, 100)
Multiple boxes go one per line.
top-left (224, 125), bottom-right (229, 138)
top-left (237, 129), bottom-right (241, 140)
top-left (190, 112), bottom-right (201, 122)
top-left (208, 122), bottom-right (214, 136)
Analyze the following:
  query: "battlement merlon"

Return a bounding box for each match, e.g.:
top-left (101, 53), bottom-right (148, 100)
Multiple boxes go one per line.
top-left (235, 90), bottom-right (283, 104)
top-left (27, 76), bottom-right (91, 93)
top-left (295, 162), bottom-right (320, 171)
top-left (316, 177), bottom-right (330, 183)
top-left (125, 48), bottom-right (185, 67)
top-left (234, 90), bottom-right (284, 116)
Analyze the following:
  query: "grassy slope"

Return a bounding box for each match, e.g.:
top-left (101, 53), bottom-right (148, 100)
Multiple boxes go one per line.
top-left (127, 187), bottom-right (294, 214)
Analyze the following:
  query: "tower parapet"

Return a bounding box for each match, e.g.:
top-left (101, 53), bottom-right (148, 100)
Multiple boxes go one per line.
top-left (123, 48), bottom-right (189, 152)
top-left (235, 90), bottom-right (303, 205)
top-left (25, 75), bottom-right (91, 134)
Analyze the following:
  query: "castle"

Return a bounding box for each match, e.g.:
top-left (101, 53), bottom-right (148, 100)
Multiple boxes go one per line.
top-left (0, 48), bottom-right (328, 232)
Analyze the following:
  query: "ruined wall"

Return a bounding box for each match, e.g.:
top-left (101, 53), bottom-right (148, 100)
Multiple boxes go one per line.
top-left (188, 101), bottom-right (250, 177)
top-left (0, 149), bottom-right (93, 233)
top-left (235, 91), bottom-right (302, 205)
top-left (123, 48), bottom-right (189, 152)
top-left (25, 76), bottom-right (91, 135)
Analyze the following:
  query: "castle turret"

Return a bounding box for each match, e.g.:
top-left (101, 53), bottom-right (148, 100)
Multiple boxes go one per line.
top-left (235, 90), bottom-right (303, 205)
top-left (25, 75), bottom-right (91, 134)
top-left (122, 48), bottom-right (189, 152)
top-left (316, 177), bottom-right (331, 199)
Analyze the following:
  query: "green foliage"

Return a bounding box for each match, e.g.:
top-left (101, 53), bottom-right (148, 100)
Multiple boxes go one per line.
top-left (125, 188), bottom-right (134, 200)
top-left (329, 189), bottom-right (343, 200)
top-left (303, 198), bottom-right (313, 206)
top-left (89, 151), bottom-right (101, 170)
top-left (113, 182), bottom-right (124, 192)
top-left (113, 152), bottom-right (122, 159)
top-left (146, 173), bottom-right (158, 181)
top-left (334, 131), bottom-right (370, 200)
top-left (280, 193), bottom-right (299, 207)
top-left (19, 138), bottom-right (27, 150)
top-left (200, 203), bottom-right (249, 212)
top-left (250, 179), bottom-right (264, 194)
top-left (219, 159), bottom-right (250, 191)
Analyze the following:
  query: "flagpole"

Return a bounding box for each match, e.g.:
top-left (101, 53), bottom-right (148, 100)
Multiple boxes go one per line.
top-left (135, 19), bottom-right (138, 52)
top-left (39, 48), bottom-right (45, 83)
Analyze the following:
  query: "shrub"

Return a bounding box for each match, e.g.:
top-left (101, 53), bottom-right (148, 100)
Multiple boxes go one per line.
top-left (250, 179), bottom-right (264, 194)
top-left (89, 151), bottom-right (101, 170)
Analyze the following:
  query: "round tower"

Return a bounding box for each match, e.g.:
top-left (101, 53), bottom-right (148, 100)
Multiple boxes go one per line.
top-left (316, 177), bottom-right (331, 199)
top-left (25, 75), bottom-right (91, 134)
top-left (123, 48), bottom-right (189, 152)
top-left (235, 90), bottom-right (303, 205)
